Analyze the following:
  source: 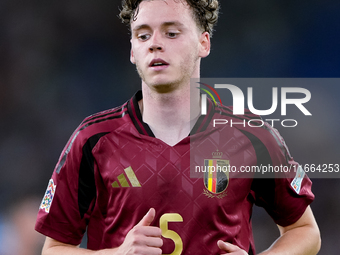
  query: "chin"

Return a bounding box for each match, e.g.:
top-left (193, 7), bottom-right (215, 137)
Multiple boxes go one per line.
top-left (144, 78), bottom-right (180, 93)
top-left (149, 83), bottom-right (177, 94)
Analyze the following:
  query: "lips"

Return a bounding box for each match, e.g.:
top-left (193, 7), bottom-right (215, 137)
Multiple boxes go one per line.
top-left (149, 58), bottom-right (169, 68)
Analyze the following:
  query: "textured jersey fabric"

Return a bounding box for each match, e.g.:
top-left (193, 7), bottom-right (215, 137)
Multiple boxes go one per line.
top-left (35, 91), bottom-right (314, 254)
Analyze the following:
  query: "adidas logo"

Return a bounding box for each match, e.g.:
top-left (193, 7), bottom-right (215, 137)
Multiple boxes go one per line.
top-left (112, 166), bottom-right (141, 188)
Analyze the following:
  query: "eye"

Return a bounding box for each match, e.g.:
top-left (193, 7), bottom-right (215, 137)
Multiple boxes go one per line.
top-left (167, 32), bottom-right (179, 38)
top-left (138, 34), bottom-right (151, 41)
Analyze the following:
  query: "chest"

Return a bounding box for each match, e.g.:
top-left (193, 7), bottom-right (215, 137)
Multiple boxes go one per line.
top-left (92, 132), bottom-right (257, 213)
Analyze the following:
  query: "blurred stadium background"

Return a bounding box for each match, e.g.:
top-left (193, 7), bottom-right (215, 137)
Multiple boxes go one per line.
top-left (0, 0), bottom-right (339, 254)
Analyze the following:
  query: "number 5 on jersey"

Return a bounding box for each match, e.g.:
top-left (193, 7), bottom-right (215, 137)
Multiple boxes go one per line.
top-left (160, 213), bottom-right (183, 255)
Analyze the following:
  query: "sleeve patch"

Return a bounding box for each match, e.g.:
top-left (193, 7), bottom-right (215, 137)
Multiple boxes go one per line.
top-left (290, 165), bottom-right (305, 194)
top-left (40, 179), bottom-right (56, 213)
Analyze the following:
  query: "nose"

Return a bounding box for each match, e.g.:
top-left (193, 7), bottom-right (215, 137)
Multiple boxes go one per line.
top-left (149, 31), bottom-right (164, 52)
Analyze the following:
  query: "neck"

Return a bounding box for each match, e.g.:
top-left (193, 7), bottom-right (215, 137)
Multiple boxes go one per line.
top-left (140, 81), bottom-right (201, 146)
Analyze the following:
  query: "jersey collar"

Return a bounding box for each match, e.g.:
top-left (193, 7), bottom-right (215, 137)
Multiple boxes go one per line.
top-left (127, 90), bottom-right (215, 137)
top-left (127, 90), bottom-right (155, 137)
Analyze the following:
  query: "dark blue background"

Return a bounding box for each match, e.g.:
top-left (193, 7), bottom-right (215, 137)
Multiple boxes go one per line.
top-left (0, 0), bottom-right (339, 253)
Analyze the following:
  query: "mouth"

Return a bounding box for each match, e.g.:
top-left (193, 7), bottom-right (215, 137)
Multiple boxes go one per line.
top-left (149, 58), bottom-right (169, 68)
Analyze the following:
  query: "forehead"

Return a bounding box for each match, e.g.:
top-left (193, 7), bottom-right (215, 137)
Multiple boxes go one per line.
top-left (131, 0), bottom-right (196, 29)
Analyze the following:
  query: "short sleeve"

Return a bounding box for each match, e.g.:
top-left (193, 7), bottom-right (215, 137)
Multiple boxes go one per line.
top-left (35, 122), bottom-right (104, 245)
top-left (250, 124), bottom-right (314, 227)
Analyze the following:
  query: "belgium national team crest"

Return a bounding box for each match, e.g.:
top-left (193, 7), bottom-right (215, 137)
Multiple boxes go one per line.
top-left (203, 150), bottom-right (229, 198)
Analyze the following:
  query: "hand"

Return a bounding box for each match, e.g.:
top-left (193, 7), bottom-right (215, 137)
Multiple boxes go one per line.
top-left (217, 240), bottom-right (248, 255)
top-left (115, 208), bottom-right (163, 255)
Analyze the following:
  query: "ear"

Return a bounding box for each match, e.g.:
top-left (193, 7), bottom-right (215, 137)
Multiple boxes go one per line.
top-left (198, 32), bottom-right (211, 58)
top-left (130, 39), bottom-right (136, 64)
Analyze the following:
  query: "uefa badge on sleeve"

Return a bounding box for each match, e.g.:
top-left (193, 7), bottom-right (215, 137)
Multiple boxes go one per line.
top-left (291, 165), bottom-right (305, 194)
top-left (40, 179), bottom-right (56, 213)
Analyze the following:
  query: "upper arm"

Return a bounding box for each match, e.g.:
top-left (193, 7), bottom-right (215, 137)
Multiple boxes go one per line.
top-left (42, 237), bottom-right (79, 253)
top-left (274, 206), bottom-right (321, 255)
top-left (277, 206), bottom-right (319, 235)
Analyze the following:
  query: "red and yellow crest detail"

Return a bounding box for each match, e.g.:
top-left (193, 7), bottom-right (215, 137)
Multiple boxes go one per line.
top-left (203, 159), bottom-right (229, 194)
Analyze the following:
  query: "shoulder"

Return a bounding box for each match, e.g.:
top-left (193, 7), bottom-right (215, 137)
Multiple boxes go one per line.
top-left (54, 101), bottom-right (132, 174)
top-left (75, 102), bottom-right (130, 142)
top-left (215, 103), bottom-right (261, 121)
top-left (213, 103), bottom-right (265, 132)
top-left (214, 103), bottom-right (291, 159)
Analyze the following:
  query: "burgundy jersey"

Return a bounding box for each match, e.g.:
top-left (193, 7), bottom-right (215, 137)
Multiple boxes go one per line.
top-left (35, 91), bottom-right (314, 254)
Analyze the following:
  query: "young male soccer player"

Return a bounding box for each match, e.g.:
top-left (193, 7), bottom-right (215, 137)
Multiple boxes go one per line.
top-left (35, 0), bottom-right (321, 254)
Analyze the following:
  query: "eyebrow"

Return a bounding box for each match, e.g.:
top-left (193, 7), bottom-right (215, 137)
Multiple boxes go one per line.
top-left (132, 24), bottom-right (150, 32)
top-left (132, 21), bottom-right (185, 33)
top-left (162, 21), bottom-right (185, 29)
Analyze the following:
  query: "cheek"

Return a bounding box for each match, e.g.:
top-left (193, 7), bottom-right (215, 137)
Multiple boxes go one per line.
top-left (180, 42), bottom-right (199, 59)
top-left (182, 38), bottom-right (199, 53)
top-left (131, 45), bottom-right (145, 63)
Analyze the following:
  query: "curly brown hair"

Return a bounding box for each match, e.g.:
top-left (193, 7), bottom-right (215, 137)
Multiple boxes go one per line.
top-left (119, 0), bottom-right (219, 36)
